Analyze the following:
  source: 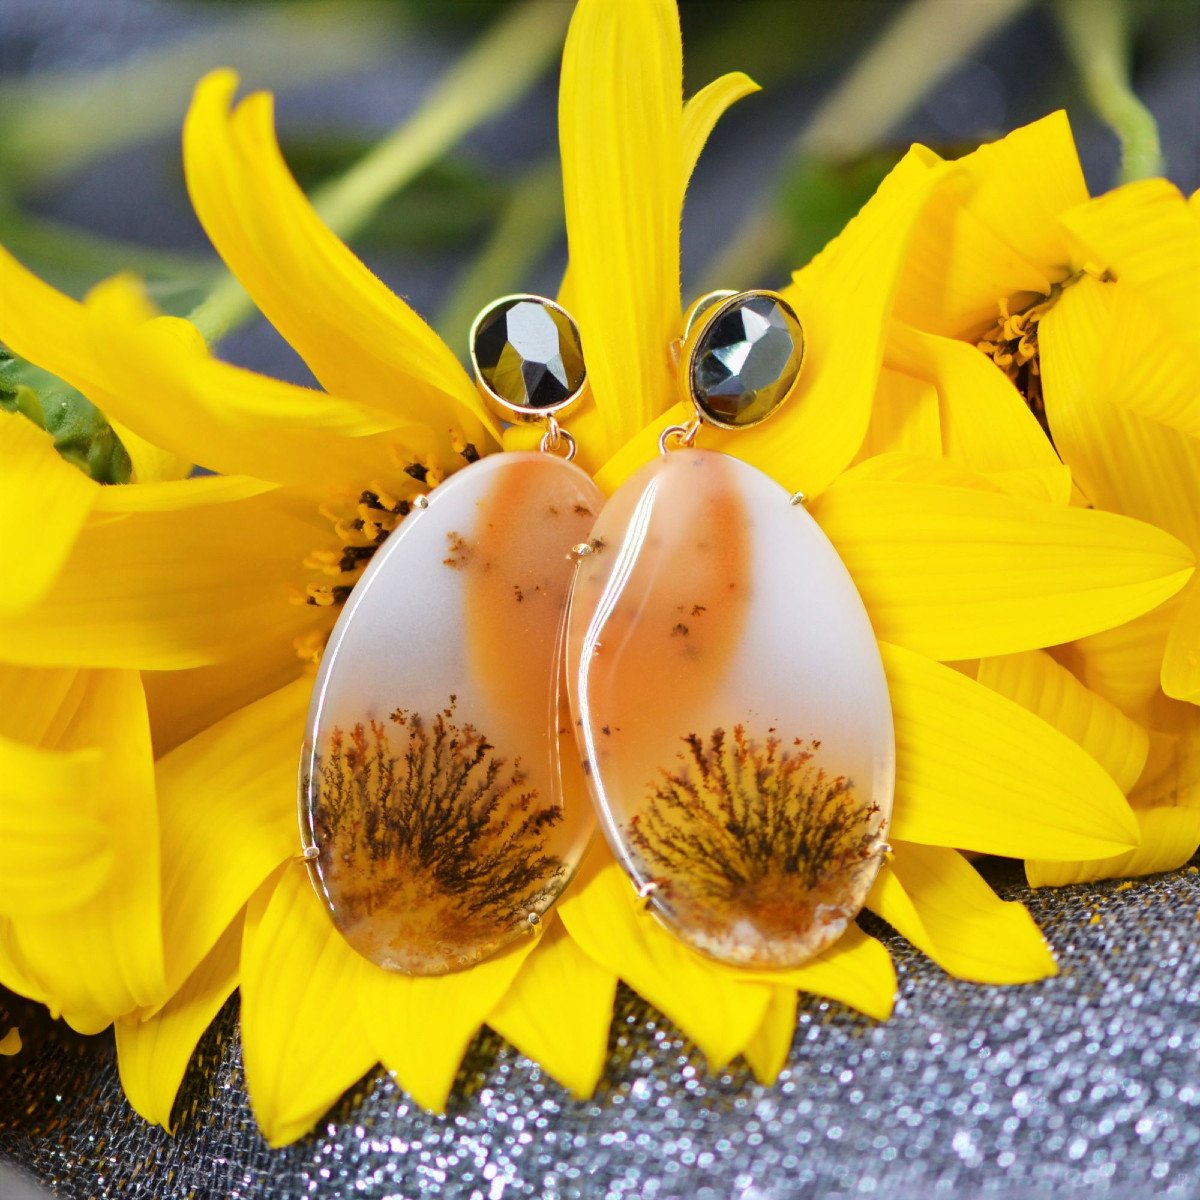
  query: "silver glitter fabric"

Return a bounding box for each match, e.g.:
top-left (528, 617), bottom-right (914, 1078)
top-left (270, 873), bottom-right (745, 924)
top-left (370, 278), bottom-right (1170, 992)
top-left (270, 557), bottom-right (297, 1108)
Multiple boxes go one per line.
top-left (2, 859), bottom-right (1199, 1199)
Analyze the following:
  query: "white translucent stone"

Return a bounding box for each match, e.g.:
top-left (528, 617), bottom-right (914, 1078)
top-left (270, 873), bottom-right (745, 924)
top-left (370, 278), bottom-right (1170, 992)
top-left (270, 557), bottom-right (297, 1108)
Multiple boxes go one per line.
top-left (566, 448), bottom-right (894, 968)
top-left (301, 452), bottom-right (601, 974)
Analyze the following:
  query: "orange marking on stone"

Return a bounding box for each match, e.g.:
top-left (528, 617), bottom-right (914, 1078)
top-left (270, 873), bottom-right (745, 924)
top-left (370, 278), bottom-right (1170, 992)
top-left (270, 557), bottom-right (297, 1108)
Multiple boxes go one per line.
top-left (570, 450), bottom-right (751, 779)
top-left (462, 457), bottom-right (601, 764)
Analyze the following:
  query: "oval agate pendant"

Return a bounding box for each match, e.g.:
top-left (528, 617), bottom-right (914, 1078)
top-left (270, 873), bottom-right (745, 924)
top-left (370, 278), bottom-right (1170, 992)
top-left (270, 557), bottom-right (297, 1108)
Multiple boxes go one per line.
top-left (301, 452), bottom-right (601, 974)
top-left (566, 448), bottom-right (894, 969)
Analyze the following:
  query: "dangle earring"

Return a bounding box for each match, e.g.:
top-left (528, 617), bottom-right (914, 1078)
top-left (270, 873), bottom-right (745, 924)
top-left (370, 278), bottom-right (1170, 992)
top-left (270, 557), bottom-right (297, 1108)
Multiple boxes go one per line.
top-left (300, 295), bottom-right (600, 975)
top-left (565, 289), bottom-right (895, 970)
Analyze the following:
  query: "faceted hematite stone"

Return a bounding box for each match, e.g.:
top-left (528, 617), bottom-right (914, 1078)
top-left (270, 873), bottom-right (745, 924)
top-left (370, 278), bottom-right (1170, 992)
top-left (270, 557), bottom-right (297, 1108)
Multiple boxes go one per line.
top-left (473, 298), bottom-right (585, 414)
top-left (690, 294), bottom-right (805, 428)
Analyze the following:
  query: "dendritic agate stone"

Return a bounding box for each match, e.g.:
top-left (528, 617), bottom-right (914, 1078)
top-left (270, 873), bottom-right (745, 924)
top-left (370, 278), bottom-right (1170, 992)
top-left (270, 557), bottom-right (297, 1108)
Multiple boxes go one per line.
top-left (301, 453), bottom-right (601, 974)
top-left (566, 449), bottom-right (894, 969)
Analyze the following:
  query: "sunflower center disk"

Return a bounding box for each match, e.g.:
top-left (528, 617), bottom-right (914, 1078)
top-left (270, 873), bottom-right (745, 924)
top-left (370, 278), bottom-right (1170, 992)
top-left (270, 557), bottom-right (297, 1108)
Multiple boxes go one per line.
top-left (690, 295), bottom-right (804, 428)
top-left (473, 299), bottom-right (585, 410)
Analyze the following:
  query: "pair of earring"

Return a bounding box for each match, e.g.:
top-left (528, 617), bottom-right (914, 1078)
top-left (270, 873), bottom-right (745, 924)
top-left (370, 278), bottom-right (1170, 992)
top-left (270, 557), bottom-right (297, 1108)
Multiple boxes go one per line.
top-left (299, 291), bottom-right (895, 976)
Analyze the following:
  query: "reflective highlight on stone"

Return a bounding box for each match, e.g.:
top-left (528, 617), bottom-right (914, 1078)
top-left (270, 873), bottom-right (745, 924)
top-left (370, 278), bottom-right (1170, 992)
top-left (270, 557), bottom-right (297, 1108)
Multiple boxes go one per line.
top-left (301, 453), bottom-right (601, 974)
top-left (473, 298), bottom-right (585, 413)
top-left (566, 449), bottom-right (894, 969)
top-left (689, 294), bottom-right (804, 428)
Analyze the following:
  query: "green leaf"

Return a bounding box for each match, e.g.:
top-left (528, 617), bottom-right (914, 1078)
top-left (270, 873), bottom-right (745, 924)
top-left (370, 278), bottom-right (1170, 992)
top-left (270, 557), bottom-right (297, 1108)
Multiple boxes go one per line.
top-left (780, 152), bottom-right (901, 267)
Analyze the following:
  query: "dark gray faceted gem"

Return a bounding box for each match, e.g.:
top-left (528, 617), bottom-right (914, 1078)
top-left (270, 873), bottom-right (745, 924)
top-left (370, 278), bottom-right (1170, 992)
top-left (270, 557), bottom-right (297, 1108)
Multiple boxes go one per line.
top-left (691, 294), bottom-right (803, 427)
top-left (474, 299), bottom-right (585, 412)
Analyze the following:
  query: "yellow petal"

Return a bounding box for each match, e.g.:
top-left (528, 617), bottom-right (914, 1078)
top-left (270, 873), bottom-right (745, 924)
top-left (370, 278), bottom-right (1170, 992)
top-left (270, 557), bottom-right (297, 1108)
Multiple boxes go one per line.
top-left (0, 483), bottom-right (323, 670)
top-left (357, 929), bottom-right (538, 1113)
top-left (742, 987), bottom-right (797, 1086)
top-left (488, 918), bottom-right (617, 1099)
top-left (737, 152), bottom-right (953, 496)
top-left (560, 68), bottom-right (758, 303)
top-left (240, 863), bottom-right (378, 1148)
top-left (885, 321), bottom-right (1061, 475)
top-left (0, 920), bottom-right (54, 1010)
top-left (124, 485), bottom-right (313, 756)
top-left (115, 912), bottom-right (241, 1131)
top-left (87, 277), bottom-right (449, 491)
top-left (0, 243), bottom-right (110, 405)
top-left (867, 843), bottom-right (1056, 984)
top-left (590, 398), bottom-right (695, 495)
top-left (681, 72), bottom-right (759, 188)
top-left (13, 671), bottom-right (165, 1032)
top-left (0, 662), bottom-right (83, 745)
top-left (144, 643), bottom-right (307, 758)
top-left (0, 1027), bottom-right (20, 1055)
top-left (1028, 806), bottom-right (1200, 886)
top-left (0, 248), bottom-right (191, 483)
top-left (1129, 704), bottom-right (1200, 814)
top-left (1040, 272), bottom-right (1200, 709)
top-left (1163, 578), bottom-right (1200, 704)
top-left (976, 650), bottom-right (1149, 794)
top-left (555, 69), bottom-right (756, 433)
top-left (1040, 275), bottom-right (1200, 549)
top-left (882, 641), bottom-right (1140, 859)
top-left (183, 71), bottom-right (493, 451)
top-left (892, 171), bottom-right (1053, 338)
top-left (109, 419), bottom-right (191, 485)
top-left (558, 842), bottom-right (772, 1069)
top-left (814, 476), bottom-right (1194, 661)
top-left (0, 733), bottom-right (108, 915)
top-left (1072, 603), bottom-right (1179, 721)
top-left (1086, 281), bottom-right (1200, 440)
top-left (1060, 179), bottom-right (1200, 369)
top-left (741, 922), bottom-right (896, 1022)
top-left (90, 471), bottom-right (277, 514)
top-left (840, 451), bottom-right (1071, 507)
top-left (156, 678), bottom-right (309, 997)
top-left (950, 111), bottom-right (1089, 266)
top-left (894, 112), bottom-right (1087, 335)
top-left (0, 410), bottom-right (97, 615)
top-left (853, 368), bottom-right (942, 463)
top-left (559, 0), bottom-right (682, 457)
top-left (595, 152), bottom-right (955, 495)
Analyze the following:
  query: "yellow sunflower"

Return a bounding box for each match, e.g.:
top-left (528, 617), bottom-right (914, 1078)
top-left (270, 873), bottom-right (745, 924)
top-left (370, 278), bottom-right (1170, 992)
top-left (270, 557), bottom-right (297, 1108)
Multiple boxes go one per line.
top-left (0, 0), bottom-right (1194, 1149)
top-left (0, 344), bottom-right (193, 1038)
top-left (878, 112), bottom-right (1200, 882)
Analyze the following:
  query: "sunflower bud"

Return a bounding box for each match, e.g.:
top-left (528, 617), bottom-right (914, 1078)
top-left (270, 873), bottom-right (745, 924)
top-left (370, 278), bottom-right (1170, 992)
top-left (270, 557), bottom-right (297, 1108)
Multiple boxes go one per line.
top-left (0, 345), bottom-right (131, 484)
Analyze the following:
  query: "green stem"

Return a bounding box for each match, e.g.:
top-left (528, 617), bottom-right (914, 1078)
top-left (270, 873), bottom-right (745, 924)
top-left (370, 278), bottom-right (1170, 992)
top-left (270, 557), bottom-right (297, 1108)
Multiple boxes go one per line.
top-left (188, 0), bottom-right (570, 344)
top-left (434, 159), bottom-right (565, 355)
top-left (1055, 0), bottom-right (1164, 183)
top-left (698, 0), bottom-right (1036, 292)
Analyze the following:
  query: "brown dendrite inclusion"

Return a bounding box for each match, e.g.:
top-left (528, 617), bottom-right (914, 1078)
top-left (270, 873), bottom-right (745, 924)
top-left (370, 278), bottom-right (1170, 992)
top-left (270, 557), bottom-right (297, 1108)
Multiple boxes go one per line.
top-left (627, 725), bottom-right (884, 967)
top-left (308, 698), bottom-right (566, 973)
